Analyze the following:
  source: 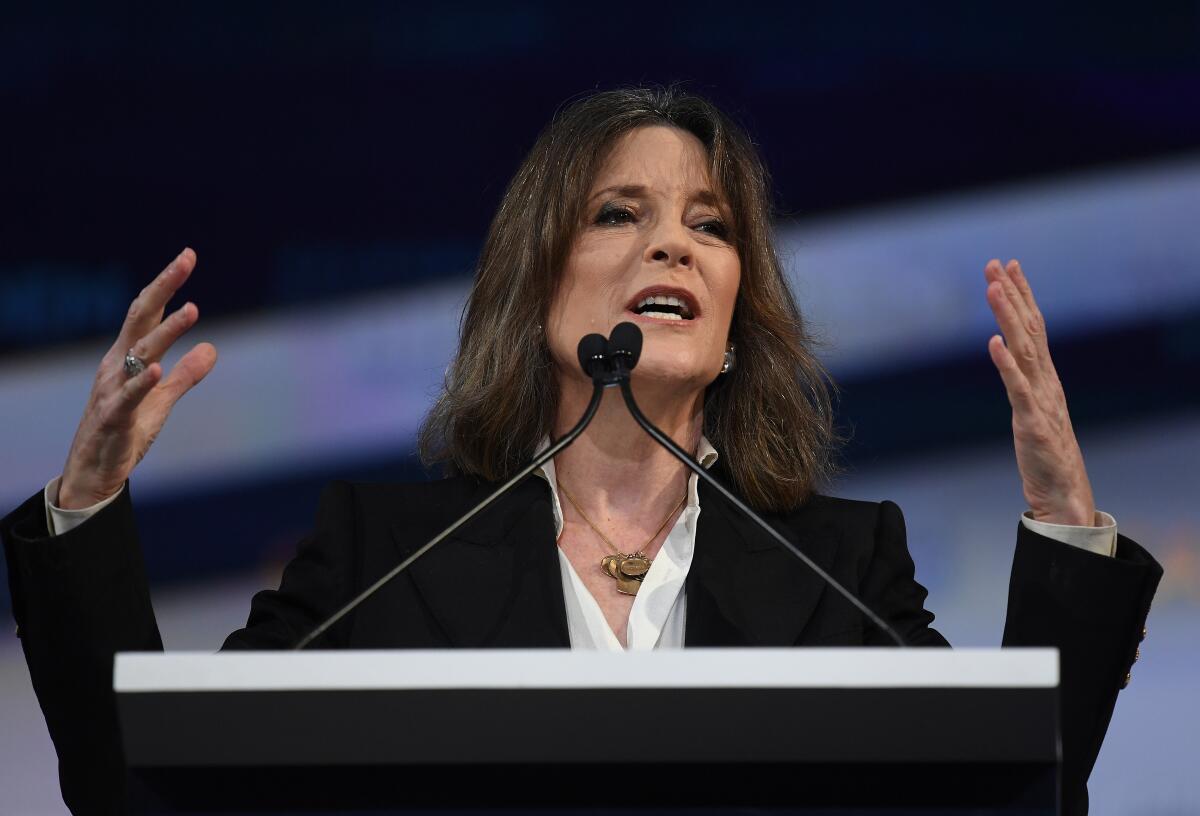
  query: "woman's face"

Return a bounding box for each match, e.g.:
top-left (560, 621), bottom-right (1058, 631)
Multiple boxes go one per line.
top-left (547, 125), bottom-right (741, 394)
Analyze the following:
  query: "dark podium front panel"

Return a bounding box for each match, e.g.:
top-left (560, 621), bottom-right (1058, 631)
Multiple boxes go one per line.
top-left (116, 648), bottom-right (1061, 814)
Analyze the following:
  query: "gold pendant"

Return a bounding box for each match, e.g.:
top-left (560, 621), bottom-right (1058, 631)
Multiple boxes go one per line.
top-left (619, 555), bottom-right (650, 578)
top-left (616, 573), bottom-right (642, 596)
top-left (601, 554), bottom-right (622, 580)
top-left (600, 553), bottom-right (650, 596)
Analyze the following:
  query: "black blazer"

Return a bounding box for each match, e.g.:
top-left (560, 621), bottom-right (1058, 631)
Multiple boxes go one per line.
top-left (2, 466), bottom-right (1162, 816)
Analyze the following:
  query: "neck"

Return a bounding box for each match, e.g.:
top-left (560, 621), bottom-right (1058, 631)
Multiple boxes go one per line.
top-left (553, 375), bottom-right (703, 520)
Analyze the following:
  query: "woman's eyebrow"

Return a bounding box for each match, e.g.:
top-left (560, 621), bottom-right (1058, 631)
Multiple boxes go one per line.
top-left (588, 184), bottom-right (647, 202)
top-left (587, 184), bottom-right (724, 206)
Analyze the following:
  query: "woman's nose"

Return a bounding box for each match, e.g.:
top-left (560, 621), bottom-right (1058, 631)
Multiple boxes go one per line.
top-left (645, 228), bottom-right (692, 268)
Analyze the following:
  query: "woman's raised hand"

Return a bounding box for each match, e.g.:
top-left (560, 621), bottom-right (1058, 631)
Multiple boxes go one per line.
top-left (57, 249), bottom-right (218, 510)
top-left (985, 259), bottom-right (1096, 526)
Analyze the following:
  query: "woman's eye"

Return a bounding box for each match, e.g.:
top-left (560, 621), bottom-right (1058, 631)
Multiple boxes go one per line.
top-left (694, 219), bottom-right (730, 240)
top-left (595, 204), bottom-right (635, 225)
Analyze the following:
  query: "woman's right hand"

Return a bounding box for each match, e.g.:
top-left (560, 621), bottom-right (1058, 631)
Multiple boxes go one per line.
top-left (57, 248), bottom-right (218, 510)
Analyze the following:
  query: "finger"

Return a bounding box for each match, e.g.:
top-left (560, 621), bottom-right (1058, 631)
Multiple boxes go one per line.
top-left (988, 273), bottom-right (1046, 379)
top-left (987, 334), bottom-right (1036, 412)
top-left (115, 248), bottom-right (196, 352)
top-left (994, 260), bottom-right (1035, 332)
top-left (984, 258), bottom-right (1031, 335)
top-left (985, 257), bottom-right (1035, 325)
top-left (156, 342), bottom-right (218, 407)
top-left (1006, 259), bottom-right (1045, 330)
top-left (986, 279), bottom-right (1034, 365)
top-left (105, 362), bottom-right (164, 426)
top-left (129, 301), bottom-right (198, 364)
top-left (1000, 261), bottom-right (1050, 370)
top-left (983, 257), bottom-right (1005, 285)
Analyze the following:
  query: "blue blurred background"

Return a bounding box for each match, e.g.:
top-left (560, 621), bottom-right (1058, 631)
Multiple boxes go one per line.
top-left (2, 3), bottom-right (1198, 813)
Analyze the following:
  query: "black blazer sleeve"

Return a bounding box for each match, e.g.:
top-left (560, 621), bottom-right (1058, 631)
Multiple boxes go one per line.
top-left (2, 484), bottom-right (161, 816)
top-left (0, 481), bottom-right (361, 815)
top-left (1002, 521), bottom-right (1161, 816)
top-left (857, 500), bottom-right (1161, 816)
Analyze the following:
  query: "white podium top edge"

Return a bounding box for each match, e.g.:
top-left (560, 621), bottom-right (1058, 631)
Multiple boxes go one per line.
top-left (115, 648), bottom-right (1059, 693)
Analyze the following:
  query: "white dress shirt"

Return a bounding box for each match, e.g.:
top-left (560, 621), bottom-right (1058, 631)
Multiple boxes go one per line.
top-left (41, 448), bottom-right (1118, 651)
top-left (538, 437), bottom-right (720, 651)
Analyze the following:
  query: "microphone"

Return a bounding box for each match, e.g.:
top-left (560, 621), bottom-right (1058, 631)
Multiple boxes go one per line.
top-left (608, 320), bottom-right (642, 373)
top-left (293, 334), bottom-right (610, 649)
top-left (606, 321), bottom-right (908, 647)
top-left (577, 332), bottom-right (610, 380)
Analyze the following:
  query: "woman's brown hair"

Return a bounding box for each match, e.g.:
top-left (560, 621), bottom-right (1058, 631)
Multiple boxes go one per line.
top-left (419, 86), bottom-right (838, 512)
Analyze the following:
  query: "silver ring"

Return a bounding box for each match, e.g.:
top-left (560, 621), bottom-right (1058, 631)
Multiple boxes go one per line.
top-left (123, 350), bottom-right (147, 378)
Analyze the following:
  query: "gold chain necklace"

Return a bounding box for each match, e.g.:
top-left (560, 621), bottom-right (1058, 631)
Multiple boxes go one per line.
top-left (558, 481), bottom-right (686, 596)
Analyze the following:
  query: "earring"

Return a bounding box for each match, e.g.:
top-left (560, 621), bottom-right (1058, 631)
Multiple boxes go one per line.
top-left (720, 342), bottom-right (736, 375)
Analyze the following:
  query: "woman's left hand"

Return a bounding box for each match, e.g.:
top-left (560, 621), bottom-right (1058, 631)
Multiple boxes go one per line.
top-left (985, 259), bottom-right (1096, 526)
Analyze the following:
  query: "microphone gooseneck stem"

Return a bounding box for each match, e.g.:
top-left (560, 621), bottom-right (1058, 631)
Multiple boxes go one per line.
top-left (293, 380), bottom-right (606, 650)
top-left (616, 377), bottom-right (908, 648)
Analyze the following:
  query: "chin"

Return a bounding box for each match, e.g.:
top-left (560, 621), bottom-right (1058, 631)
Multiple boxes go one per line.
top-left (629, 350), bottom-right (716, 393)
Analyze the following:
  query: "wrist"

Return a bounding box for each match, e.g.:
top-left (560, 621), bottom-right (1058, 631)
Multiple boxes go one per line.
top-left (56, 477), bottom-right (120, 511)
top-left (1030, 501), bottom-right (1096, 527)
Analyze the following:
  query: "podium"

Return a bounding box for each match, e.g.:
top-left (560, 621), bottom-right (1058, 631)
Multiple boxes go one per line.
top-left (116, 648), bottom-right (1060, 814)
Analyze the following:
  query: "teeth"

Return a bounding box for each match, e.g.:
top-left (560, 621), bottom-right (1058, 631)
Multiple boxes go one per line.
top-left (640, 311), bottom-right (683, 321)
top-left (635, 294), bottom-right (693, 313)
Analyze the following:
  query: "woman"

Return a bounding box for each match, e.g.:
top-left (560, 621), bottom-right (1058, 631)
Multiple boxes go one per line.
top-left (2, 87), bottom-right (1161, 815)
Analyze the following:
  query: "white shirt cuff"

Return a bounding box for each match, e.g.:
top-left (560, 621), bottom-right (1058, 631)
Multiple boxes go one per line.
top-left (1020, 510), bottom-right (1117, 557)
top-left (43, 476), bottom-right (124, 536)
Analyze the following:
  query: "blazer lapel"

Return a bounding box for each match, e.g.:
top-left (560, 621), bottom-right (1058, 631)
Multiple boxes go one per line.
top-left (385, 468), bottom-right (838, 649)
top-left (389, 477), bottom-right (569, 649)
top-left (686, 476), bottom-right (840, 646)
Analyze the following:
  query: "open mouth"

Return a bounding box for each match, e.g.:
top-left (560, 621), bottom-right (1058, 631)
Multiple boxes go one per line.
top-left (628, 291), bottom-right (697, 321)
